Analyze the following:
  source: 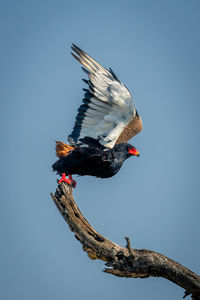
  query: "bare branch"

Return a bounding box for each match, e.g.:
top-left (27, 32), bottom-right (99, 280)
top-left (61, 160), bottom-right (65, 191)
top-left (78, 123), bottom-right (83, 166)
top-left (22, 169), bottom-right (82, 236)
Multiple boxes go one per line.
top-left (51, 182), bottom-right (200, 299)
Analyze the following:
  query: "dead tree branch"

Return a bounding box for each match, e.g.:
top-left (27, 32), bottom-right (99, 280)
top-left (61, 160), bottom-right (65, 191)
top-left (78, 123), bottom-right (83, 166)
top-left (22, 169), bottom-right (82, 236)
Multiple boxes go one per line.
top-left (51, 182), bottom-right (200, 299)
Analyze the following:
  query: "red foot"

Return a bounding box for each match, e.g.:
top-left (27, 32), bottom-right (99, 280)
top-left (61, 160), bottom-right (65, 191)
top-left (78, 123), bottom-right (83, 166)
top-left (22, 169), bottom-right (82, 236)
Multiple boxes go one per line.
top-left (58, 173), bottom-right (76, 188)
top-left (68, 174), bottom-right (77, 188)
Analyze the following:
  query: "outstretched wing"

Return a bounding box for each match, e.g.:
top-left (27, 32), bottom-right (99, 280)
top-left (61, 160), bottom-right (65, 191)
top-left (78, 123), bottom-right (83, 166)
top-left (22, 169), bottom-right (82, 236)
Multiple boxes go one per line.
top-left (68, 44), bottom-right (142, 148)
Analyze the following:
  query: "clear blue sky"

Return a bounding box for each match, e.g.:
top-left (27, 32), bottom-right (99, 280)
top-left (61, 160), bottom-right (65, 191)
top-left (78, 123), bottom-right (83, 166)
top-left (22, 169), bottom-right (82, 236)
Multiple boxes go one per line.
top-left (0, 1), bottom-right (200, 299)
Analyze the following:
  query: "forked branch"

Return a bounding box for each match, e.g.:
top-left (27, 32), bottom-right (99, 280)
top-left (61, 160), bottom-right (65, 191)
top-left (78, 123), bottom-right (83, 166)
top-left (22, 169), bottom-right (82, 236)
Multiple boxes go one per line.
top-left (51, 183), bottom-right (200, 299)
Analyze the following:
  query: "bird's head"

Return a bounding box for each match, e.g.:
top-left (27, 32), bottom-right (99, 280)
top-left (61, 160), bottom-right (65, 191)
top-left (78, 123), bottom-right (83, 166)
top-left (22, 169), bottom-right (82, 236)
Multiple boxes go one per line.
top-left (114, 143), bottom-right (140, 158)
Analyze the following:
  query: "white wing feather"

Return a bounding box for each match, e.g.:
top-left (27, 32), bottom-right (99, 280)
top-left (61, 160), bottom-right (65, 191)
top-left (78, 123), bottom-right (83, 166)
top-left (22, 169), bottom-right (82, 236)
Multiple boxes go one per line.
top-left (68, 45), bottom-right (136, 148)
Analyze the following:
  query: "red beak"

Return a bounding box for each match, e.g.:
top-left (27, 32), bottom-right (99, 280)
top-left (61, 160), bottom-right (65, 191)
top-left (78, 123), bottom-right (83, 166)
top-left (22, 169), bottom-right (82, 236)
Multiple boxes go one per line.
top-left (128, 148), bottom-right (140, 157)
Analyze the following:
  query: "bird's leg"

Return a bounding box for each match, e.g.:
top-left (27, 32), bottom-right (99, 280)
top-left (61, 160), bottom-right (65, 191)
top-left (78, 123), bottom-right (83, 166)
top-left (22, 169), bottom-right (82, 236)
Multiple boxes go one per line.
top-left (58, 173), bottom-right (68, 184)
top-left (68, 174), bottom-right (77, 188)
top-left (58, 173), bottom-right (76, 188)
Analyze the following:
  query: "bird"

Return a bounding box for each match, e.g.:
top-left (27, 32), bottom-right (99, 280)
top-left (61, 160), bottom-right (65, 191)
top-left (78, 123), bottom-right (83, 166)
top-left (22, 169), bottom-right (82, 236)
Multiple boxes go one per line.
top-left (52, 44), bottom-right (143, 187)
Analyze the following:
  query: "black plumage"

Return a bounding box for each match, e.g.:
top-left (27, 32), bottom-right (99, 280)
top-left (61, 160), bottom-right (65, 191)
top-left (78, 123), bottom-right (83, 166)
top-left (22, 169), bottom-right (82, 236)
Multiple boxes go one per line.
top-left (52, 138), bottom-right (139, 179)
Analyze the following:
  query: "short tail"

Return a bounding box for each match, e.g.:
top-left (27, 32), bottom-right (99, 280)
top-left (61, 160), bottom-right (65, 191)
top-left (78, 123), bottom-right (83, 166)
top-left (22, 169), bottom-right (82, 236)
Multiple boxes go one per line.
top-left (55, 141), bottom-right (74, 157)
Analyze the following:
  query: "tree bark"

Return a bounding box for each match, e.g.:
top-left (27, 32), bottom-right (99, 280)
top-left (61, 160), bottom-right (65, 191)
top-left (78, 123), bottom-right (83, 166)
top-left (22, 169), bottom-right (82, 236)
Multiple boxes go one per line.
top-left (51, 182), bottom-right (200, 299)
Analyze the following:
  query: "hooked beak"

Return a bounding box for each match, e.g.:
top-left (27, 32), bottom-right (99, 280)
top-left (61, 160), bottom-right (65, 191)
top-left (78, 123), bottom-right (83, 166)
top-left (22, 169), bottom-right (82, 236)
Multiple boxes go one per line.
top-left (128, 148), bottom-right (140, 157)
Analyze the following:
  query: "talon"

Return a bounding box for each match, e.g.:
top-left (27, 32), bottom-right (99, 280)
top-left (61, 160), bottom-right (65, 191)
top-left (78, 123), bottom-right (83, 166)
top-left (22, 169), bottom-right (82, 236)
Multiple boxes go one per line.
top-left (58, 173), bottom-right (68, 184)
top-left (68, 174), bottom-right (77, 188)
top-left (58, 173), bottom-right (76, 188)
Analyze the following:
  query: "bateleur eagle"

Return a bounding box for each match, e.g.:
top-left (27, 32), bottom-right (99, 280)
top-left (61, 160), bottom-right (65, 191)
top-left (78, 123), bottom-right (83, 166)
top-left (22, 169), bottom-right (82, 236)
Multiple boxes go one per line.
top-left (52, 44), bottom-right (142, 187)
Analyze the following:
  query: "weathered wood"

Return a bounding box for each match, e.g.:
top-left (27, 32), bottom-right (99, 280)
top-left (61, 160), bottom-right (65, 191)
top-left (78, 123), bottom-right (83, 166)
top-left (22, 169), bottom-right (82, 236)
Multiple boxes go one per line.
top-left (51, 182), bottom-right (200, 299)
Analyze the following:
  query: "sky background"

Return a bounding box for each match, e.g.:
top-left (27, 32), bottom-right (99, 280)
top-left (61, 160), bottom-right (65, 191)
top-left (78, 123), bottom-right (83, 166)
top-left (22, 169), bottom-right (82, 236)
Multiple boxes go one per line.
top-left (0, 1), bottom-right (200, 299)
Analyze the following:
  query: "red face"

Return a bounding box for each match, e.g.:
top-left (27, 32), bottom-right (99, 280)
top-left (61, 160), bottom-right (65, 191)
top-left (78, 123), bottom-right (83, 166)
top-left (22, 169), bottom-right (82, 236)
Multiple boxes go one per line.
top-left (128, 147), bottom-right (140, 157)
